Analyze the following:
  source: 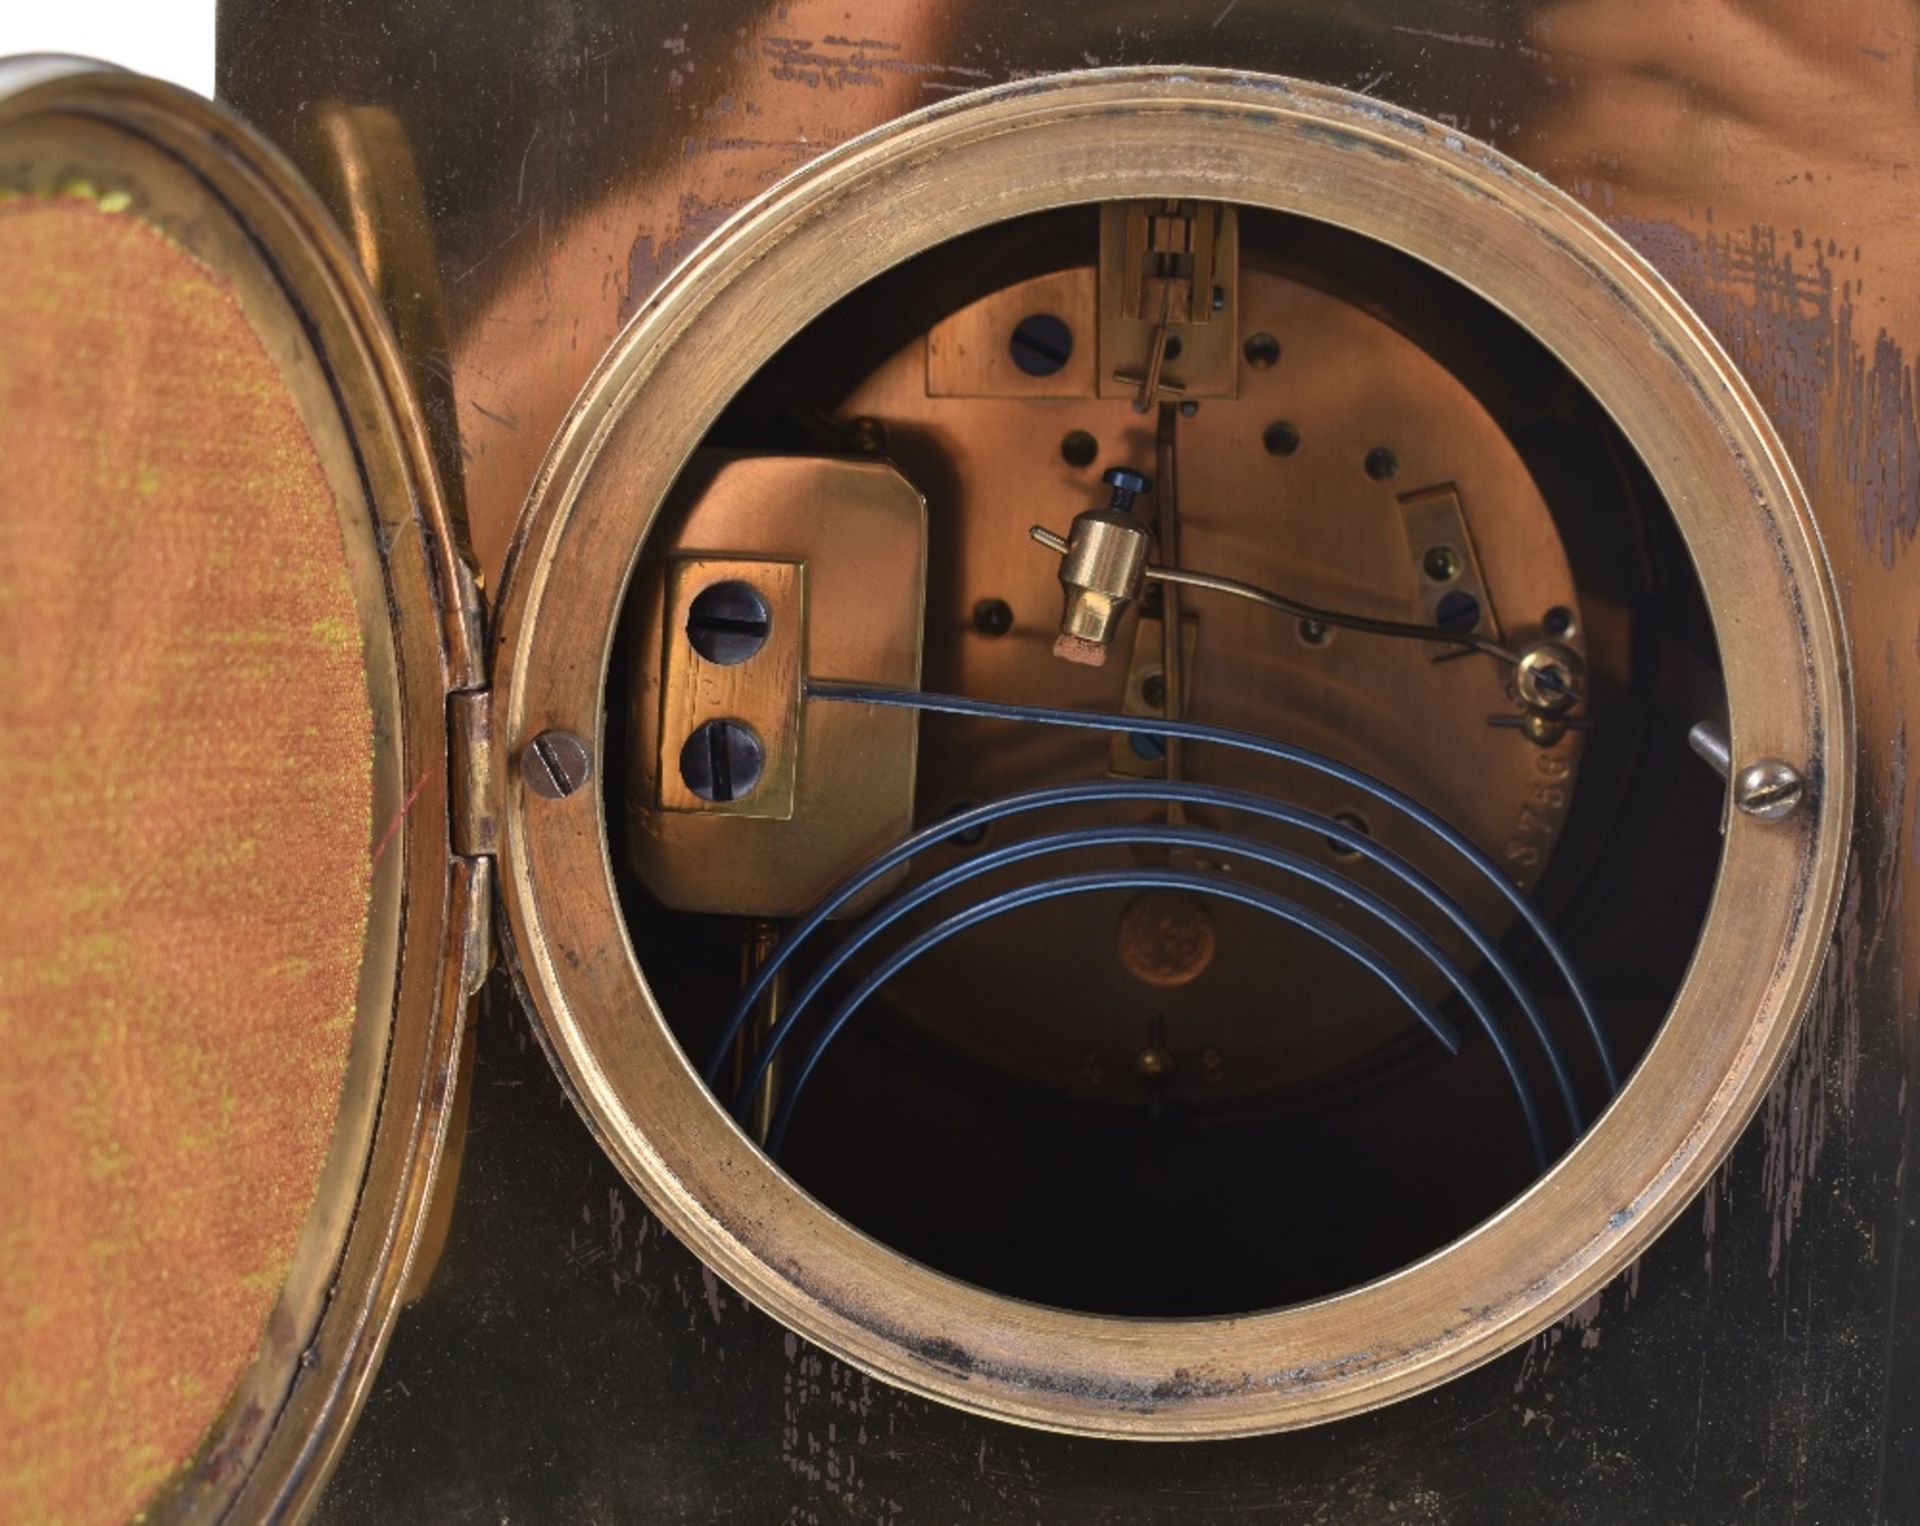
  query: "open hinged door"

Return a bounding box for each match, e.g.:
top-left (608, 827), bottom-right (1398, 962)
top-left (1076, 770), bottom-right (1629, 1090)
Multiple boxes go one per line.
top-left (0, 57), bottom-right (486, 1522)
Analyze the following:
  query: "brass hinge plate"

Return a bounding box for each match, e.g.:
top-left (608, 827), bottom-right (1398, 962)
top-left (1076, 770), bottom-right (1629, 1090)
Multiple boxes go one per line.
top-left (446, 686), bottom-right (497, 995)
top-left (449, 687), bottom-right (500, 859)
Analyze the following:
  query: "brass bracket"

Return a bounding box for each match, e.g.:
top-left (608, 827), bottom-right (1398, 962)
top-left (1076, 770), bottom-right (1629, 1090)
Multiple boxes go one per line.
top-left (927, 267), bottom-right (1098, 399)
top-left (1098, 199), bottom-right (1240, 407)
top-left (624, 455), bottom-right (924, 918)
top-left (1109, 613), bottom-right (1198, 780)
top-left (1398, 485), bottom-right (1502, 656)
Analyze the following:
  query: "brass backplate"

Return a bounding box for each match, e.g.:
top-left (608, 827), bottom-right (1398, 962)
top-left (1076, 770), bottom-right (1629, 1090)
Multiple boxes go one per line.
top-left (846, 257), bottom-right (1587, 1102)
top-left (626, 453), bottom-right (927, 917)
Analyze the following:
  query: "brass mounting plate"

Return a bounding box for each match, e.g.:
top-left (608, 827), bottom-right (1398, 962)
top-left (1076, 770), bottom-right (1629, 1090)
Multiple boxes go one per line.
top-left (624, 453), bottom-right (926, 917)
top-left (840, 256), bottom-right (1586, 1100)
top-left (928, 267), bottom-right (1098, 398)
top-left (1399, 483), bottom-right (1502, 654)
top-left (1108, 613), bottom-right (1197, 779)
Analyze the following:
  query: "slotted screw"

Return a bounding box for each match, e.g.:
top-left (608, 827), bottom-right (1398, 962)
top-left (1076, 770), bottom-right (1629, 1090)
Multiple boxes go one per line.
top-left (686, 580), bottom-right (771, 667)
top-left (524, 730), bottom-right (591, 800)
top-left (679, 719), bottom-right (764, 803)
top-left (1734, 758), bottom-right (1806, 822)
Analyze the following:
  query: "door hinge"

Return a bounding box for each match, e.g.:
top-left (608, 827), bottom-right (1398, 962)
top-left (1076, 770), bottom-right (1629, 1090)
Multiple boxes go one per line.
top-left (449, 687), bottom-right (500, 861)
top-left (448, 686), bottom-right (498, 997)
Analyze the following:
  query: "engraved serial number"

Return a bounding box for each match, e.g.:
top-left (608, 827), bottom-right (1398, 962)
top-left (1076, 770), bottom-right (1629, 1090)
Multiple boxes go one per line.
top-left (1503, 750), bottom-right (1572, 870)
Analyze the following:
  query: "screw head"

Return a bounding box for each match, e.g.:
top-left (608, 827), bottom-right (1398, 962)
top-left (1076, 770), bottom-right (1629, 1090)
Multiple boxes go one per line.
top-left (686, 580), bottom-right (771, 666)
top-left (941, 799), bottom-right (988, 849)
top-left (972, 597), bottom-right (1014, 637)
top-left (523, 730), bottom-right (592, 800)
top-left (679, 719), bottom-right (765, 803)
top-left (1434, 589), bottom-right (1483, 634)
top-left (1422, 544), bottom-right (1462, 583)
top-left (1009, 312), bottom-right (1074, 377)
top-left (1134, 1044), bottom-right (1176, 1081)
top-left (1243, 332), bottom-right (1280, 368)
top-left (1324, 808), bottom-right (1371, 858)
top-left (1263, 420), bottom-right (1301, 457)
top-left (1522, 712), bottom-right (1567, 748)
top-left (1734, 758), bottom-right (1806, 822)
top-left (1102, 466), bottom-right (1151, 508)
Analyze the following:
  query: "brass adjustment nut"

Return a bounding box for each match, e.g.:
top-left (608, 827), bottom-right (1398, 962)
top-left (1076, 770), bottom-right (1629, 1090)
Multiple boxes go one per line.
top-left (1514, 641), bottom-right (1585, 715)
top-left (1053, 467), bottom-right (1153, 665)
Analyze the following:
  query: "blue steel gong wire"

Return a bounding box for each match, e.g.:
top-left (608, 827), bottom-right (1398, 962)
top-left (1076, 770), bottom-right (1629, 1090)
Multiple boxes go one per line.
top-left (708, 684), bottom-right (1608, 1161)
top-left (808, 681), bottom-right (1611, 1082)
top-left (730, 821), bottom-right (1550, 1167)
top-left (710, 778), bottom-right (1581, 1147)
top-left (763, 867), bottom-right (1456, 1156)
top-left (704, 780), bottom-right (1585, 1137)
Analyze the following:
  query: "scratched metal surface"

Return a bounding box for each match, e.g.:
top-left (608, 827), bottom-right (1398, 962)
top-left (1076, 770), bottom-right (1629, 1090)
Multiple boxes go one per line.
top-left (215, 2), bottom-right (1919, 1518)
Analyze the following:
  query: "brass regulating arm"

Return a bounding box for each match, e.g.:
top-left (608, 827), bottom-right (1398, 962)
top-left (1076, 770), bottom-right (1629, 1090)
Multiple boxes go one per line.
top-left (1032, 472), bottom-right (1585, 717)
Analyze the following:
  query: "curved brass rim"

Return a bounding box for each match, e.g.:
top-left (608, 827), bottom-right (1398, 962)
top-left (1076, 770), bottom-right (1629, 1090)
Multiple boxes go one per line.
top-left (0, 59), bottom-right (472, 1513)
top-left (493, 68), bottom-right (1852, 1438)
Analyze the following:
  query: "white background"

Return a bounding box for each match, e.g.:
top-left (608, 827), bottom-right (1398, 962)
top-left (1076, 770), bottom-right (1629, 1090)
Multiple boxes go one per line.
top-left (1, 2), bottom-right (217, 97)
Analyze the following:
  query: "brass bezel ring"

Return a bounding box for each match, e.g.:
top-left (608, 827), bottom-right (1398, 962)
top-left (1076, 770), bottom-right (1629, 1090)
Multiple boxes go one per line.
top-left (493, 69), bottom-right (1852, 1438)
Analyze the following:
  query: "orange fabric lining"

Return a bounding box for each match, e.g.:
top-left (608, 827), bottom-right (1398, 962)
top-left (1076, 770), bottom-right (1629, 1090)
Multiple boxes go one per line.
top-left (0, 197), bottom-right (374, 1523)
